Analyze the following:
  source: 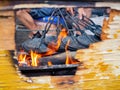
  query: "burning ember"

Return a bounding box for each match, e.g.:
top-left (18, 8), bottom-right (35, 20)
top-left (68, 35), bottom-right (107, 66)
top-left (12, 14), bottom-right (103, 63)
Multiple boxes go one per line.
top-left (18, 28), bottom-right (79, 67)
top-left (18, 49), bottom-right (79, 67)
top-left (30, 50), bottom-right (39, 66)
top-left (44, 28), bottom-right (68, 56)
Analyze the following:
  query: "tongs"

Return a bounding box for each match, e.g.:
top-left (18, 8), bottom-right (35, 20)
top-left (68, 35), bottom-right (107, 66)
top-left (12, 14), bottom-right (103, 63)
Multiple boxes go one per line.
top-left (77, 15), bottom-right (101, 36)
top-left (64, 10), bottom-right (101, 37)
top-left (37, 8), bottom-right (101, 49)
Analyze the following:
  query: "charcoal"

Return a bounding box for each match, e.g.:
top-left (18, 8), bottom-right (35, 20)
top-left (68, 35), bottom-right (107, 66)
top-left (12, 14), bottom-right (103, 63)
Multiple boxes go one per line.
top-left (21, 8), bottom-right (102, 53)
top-left (38, 51), bottom-right (77, 65)
top-left (59, 33), bottom-right (101, 51)
top-left (22, 36), bottom-right (57, 53)
top-left (22, 31), bottom-right (101, 53)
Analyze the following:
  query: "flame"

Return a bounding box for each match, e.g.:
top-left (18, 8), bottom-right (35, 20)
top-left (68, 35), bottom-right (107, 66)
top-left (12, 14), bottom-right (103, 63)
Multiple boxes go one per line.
top-left (18, 54), bottom-right (26, 65)
top-left (18, 50), bottom-right (27, 66)
top-left (48, 61), bottom-right (52, 66)
top-left (65, 40), bottom-right (72, 64)
top-left (18, 50), bottom-right (41, 67)
top-left (18, 54), bottom-right (26, 62)
top-left (18, 28), bottom-right (79, 67)
top-left (44, 28), bottom-right (68, 56)
top-left (30, 50), bottom-right (40, 66)
top-left (65, 40), bottom-right (78, 64)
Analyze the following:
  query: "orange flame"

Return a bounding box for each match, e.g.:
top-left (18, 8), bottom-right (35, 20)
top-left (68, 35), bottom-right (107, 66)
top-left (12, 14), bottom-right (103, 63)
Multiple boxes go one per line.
top-left (18, 54), bottom-right (26, 62)
top-left (44, 28), bottom-right (68, 56)
top-left (65, 39), bottom-right (72, 64)
top-left (18, 28), bottom-right (79, 67)
top-left (48, 61), bottom-right (52, 66)
top-left (30, 50), bottom-right (40, 66)
top-left (65, 40), bottom-right (78, 64)
top-left (18, 53), bottom-right (27, 66)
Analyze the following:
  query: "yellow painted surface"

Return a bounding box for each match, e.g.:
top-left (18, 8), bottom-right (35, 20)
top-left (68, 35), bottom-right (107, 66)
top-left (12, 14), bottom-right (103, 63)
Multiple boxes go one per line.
top-left (0, 50), bottom-right (120, 90)
top-left (0, 50), bottom-right (53, 90)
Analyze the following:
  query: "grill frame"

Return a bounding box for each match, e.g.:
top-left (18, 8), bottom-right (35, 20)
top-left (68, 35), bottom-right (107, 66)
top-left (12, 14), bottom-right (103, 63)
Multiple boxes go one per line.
top-left (18, 64), bottom-right (80, 76)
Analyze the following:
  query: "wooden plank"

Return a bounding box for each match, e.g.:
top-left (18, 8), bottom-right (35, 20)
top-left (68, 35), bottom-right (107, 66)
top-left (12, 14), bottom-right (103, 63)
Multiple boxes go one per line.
top-left (0, 10), bottom-right (14, 16)
top-left (1, 50), bottom-right (120, 89)
top-left (0, 1), bottom-right (94, 10)
top-left (0, 10), bottom-right (15, 50)
top-left (0, 0), bottom-right (120, 11)
top-left (0, 41), bottom-right (15, 50)
top-left (12, 2), bottom-right (120, 11)
top-left (95, 2), bottom-right (120, 10)
top-left (13, 2), bottom-right (120, 10)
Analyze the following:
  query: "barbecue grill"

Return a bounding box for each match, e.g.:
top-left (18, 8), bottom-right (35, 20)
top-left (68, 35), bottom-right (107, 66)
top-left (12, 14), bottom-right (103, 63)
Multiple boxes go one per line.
top-left (1, 1), bottom-right (120, 89)
top-left (2, 0), bottom-right (118, 76)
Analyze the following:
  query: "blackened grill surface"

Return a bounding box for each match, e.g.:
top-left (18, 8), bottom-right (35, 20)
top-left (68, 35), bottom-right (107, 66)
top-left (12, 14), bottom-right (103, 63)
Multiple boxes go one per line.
top-left (19, 64), bottom-right (79, 70)
top-left (20, 64), bottom-right (79, 76)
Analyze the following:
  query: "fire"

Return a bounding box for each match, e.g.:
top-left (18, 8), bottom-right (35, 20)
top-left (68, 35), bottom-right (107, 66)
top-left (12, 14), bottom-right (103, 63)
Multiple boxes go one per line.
top-left (18, 28), bottom-right (78, 67)
top-left (45, 28), bottom-right (68, 56)
top-left (30, 50), bottom-right (39, 66)
top-left (65, 40), bottom-right (71, 64)
top-left (18, 54), bottom-right (26, 62)
top-left (18, 50), bottom-right (40, 67)
top-left (18, 53), bottom-right (26, 66)
top-left (65, 40), bottom-right (74, 64)
top-left (48, 61), bottom-right (52, 66)
top-left (65, 40), bottom-right (79, 64)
